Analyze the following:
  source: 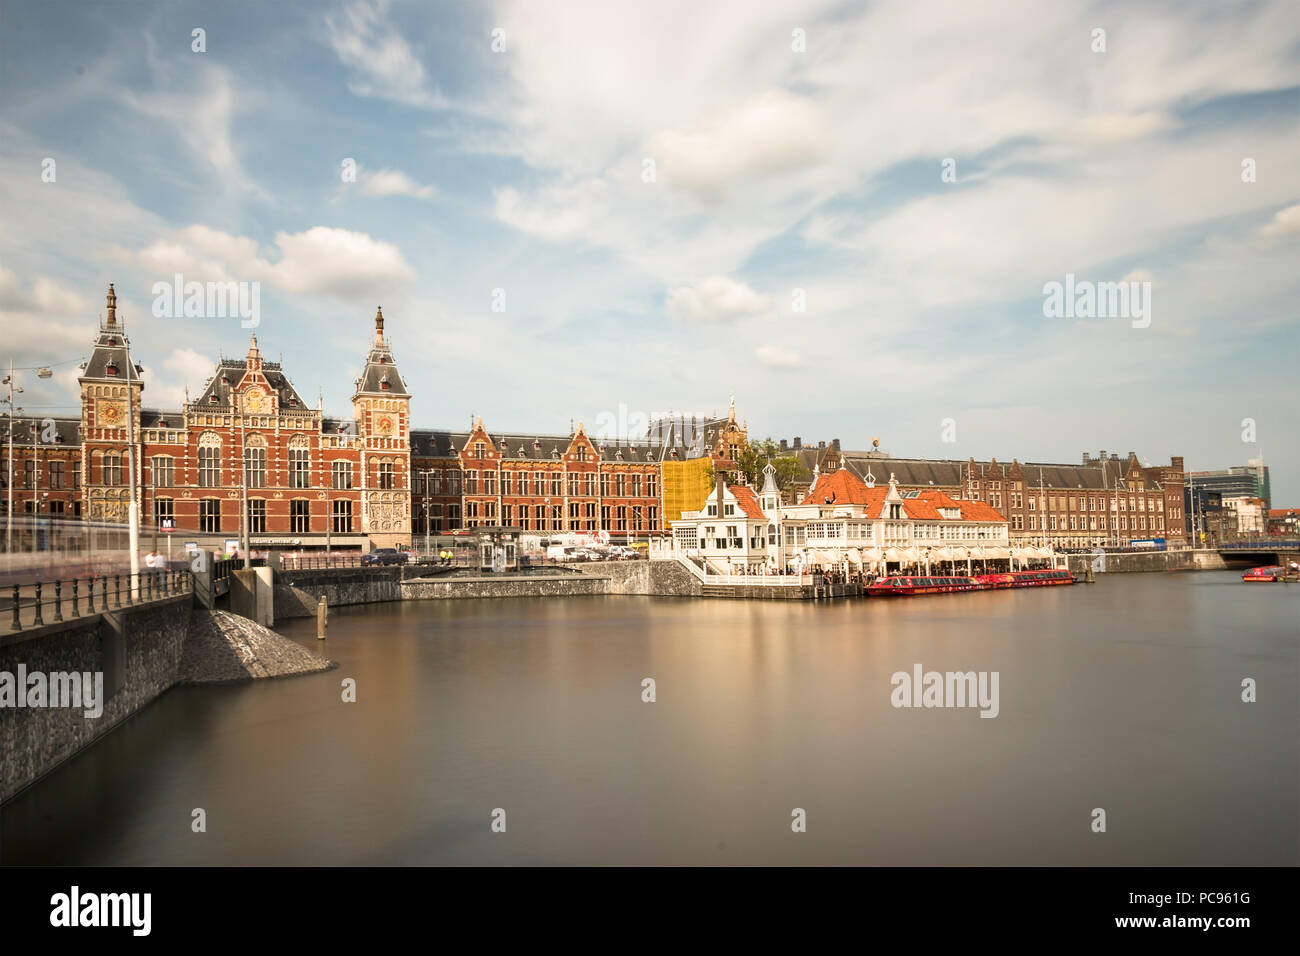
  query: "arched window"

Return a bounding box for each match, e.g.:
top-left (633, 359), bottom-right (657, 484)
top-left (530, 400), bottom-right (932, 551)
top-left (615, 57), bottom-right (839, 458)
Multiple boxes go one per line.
top-left (198, 432), bottom-right (222, 487)
top-left (244, 434), bottom-right (267, 488)
top-left (289, 436), bottom-right (310, 488)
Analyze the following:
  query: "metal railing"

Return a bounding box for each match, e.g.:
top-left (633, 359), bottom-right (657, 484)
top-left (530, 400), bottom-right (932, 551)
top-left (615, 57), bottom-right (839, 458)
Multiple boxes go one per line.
top-left (3, 569), bottom-right (193, 633)
top-left (702, 573), bottom-right (813, 587)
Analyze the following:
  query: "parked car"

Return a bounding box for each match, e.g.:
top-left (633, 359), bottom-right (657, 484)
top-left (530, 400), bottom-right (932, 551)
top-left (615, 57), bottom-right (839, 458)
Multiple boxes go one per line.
top-left (362, 548), bottom-right (409, 566)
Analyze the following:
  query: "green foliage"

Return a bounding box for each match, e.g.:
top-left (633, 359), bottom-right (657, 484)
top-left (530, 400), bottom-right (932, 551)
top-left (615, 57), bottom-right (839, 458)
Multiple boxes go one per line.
top-left (737, 438), bottom-right (801, 490)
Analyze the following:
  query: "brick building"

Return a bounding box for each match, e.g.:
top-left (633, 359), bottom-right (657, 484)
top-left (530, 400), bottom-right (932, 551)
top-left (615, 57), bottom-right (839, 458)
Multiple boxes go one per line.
top-left (3, 286), bottom-right (749, 554)
top-left (783, 441), bottom-right (1186, 549)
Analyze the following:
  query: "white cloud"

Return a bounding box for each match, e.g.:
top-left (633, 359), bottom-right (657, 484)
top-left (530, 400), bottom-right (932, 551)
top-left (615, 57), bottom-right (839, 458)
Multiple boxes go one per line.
top-left (360, 168), bottom-right (438, 200)
top-left (755, 345), bottom-right (804, 368)
top-left (647, 91), bottom-right (829, 199)
top-left (124, 64), bottom-right (268, 200)
top-left (667, 276), bottom-right (771, 322)
top-left (324, 0), bottom-right (447, 109)
top-left (1258, 204), bottom-right (1300, 240)
top-left (110, 225), bottom-right (417, 302)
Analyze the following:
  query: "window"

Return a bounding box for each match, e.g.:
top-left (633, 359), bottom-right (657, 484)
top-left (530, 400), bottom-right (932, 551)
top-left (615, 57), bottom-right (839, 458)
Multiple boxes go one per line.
top-left (631, 474), bottom-right (642, 497)
top-left (600, 472), bottom-right (610, 496)
top-left (291, 499), bottom-right (311, 533)
top-left (150, 456), bottom-right (173, 487)
top-left (103, 452), bottom-right (122, 486)
top-left (428, 471), bottom-right (442, 495)
top-left (332, 461), bottom-right (352, 489)
top-left (50, 460), bottom-right (65, 489)
top-left (198, 446), bottom-right (220, 487)
top-left (534, 472), bottom-right (545, 495)
top-left (616, 474), bottom-right (626, 496)
top-left (448, 470), bottom-right (461, 495)
top-left (289, 442), bottom-right (310, 488)
top-left (200, 498), bottom-right (221, 533)
top-left (550, 473), bottom-right (562, 496)
top-left (378, 460), bottom-right (395, 490)
top-left (484, 471), bottom-right (496, 495)
top-left (647, 474), bottom-right (658, 498)
top-left (601, 505), bottom-right (611, 529)
top-left (502, 472), bottom-right (513, 496)
top-left (332, 499), bottom-right (352, 534)
top-left (465, 470), bottom-right (478, 494)
top-left (244, 445), bottom-right (266, 488)
top-left (154, 497), bottom-right (174, 528)
top-left (249, 499), bottom-right (267, 534)
top-left (73, 462), bottom-right (80, 489)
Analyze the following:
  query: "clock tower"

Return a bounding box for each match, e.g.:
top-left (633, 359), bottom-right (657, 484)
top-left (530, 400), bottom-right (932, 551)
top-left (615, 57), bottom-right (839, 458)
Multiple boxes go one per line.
top-left (79, 283), bottom-right (143, 525)
top-left (351, 306), bottom-right (412, 548)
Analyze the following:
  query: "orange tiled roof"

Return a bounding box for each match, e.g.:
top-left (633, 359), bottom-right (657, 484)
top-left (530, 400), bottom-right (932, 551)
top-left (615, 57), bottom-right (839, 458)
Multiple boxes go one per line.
top-left (956, 499), bottom-right (1006, 521)
top-left (799, 468), bottom-right (878, 506)
top-left (730, 485), bottom-right (767, 520)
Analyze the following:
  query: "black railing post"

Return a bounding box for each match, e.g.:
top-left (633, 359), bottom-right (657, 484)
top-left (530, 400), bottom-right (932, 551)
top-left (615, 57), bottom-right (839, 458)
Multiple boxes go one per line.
top-left (71, 578), bottom-right (80, 617)
top-left (146, 571), bottom-right (153, 600)
top-left (114, 574), bottom-right (121, 608)
top-left (11, 584), bottom-right (20, 630)
top-left (53, 581), bottom-right (64, 622)
top-left (33, 583), bottom-right (44, 627)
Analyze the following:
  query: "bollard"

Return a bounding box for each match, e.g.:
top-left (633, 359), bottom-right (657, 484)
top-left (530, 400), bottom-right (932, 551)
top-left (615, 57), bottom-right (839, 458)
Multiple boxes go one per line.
top-left (11, 584), bottom-right (20, 630)
top-left (53, 581), bottom-right (63, 622)
top-left (33, 583), bottom-right (44, 627)
top-left (316, 594), bottom-right (328, 640)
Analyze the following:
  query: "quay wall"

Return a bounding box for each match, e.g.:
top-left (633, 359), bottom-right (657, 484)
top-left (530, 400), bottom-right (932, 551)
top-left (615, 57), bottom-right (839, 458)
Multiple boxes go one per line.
top-left (274, 566), bottom-right (405, 619)
top-left (401, 574), bottom-right (609, 600)
top-left (1, 598), bottom-right (332, 804)
top-left (1, 597), bottom-right (191, 804)
top-left (1065, 549), bottom-right (1232, 575)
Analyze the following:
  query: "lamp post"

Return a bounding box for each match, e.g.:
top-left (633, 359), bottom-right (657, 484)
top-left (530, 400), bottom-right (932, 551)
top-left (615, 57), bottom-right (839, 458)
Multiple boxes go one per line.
top-left (417, 468), bottom-right (434, 558)
top-left (3, 361), bottom-right (22, 554)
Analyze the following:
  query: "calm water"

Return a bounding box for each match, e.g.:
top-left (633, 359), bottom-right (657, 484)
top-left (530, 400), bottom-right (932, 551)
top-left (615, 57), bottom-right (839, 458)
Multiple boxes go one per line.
top-left (3, 571), bottom-right (1296, 865)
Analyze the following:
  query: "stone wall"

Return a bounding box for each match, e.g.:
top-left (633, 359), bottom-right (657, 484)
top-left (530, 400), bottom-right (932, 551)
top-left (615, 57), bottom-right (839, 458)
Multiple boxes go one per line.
top-left (274, 567), bottom-right (404, 618)
top-left (401, 574), bottom-right (609, 600)
top-left (0, 596), bottom-right (192, 803)
top-left (580, 560), bottom-right (702, 597)
top-left (1064, 549), bottom-right (1233, 575)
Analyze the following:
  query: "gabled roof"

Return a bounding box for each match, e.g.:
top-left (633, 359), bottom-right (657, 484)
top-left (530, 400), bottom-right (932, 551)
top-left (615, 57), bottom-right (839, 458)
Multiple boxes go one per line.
top-left (354, 307), bottom-right (410, 398)
top-left (730, 485), bottom-right (766, 520)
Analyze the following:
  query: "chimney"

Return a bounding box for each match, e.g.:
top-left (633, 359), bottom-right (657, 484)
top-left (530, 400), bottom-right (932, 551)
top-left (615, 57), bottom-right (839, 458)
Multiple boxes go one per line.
top-left (780, 439), bottom-right (788, 452)
top-left (793, 437), bottom-right (802, 449)
top-left (1082, 452), bottom-right (1090, 464)
top-left (833, 438), bottom-right (841, 451)
top-left (818, 441), bottom-right (825, 449)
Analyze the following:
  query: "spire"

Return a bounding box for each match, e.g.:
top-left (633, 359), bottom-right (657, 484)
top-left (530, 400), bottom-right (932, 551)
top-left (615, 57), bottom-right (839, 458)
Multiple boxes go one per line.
top-left (106, 283), bottom-right (117, 326)
top-left (246, 332), bottom-right (261, 370)
top-left (375, 305), bottom-right (384, 342)
top-left (728, 393), bottom-right (736, 423)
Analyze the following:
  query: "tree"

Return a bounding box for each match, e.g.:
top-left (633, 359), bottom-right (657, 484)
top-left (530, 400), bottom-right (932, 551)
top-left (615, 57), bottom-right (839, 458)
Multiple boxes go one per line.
top-left (737, 438), bottom-right (801, 491)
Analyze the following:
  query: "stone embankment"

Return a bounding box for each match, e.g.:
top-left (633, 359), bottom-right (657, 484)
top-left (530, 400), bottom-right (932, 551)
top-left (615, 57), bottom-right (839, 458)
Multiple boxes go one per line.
top-left (179, 609), bottom-right (335, 683)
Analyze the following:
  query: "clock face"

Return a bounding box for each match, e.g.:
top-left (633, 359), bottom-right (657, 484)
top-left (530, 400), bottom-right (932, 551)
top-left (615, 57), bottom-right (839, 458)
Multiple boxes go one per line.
top-left (377, 415), bottom-right (394, 436)
top-left (97, 400), bottom-right (125, 426)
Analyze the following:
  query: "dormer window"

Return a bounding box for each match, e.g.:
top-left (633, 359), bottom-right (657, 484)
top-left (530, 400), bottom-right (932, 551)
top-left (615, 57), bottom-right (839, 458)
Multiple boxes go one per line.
top-left (209, 395), bottom-right (218, 403)
top-left (105, 363), bottom-right (118, 376)
top-left (380, 378), bottom-right (391, 391)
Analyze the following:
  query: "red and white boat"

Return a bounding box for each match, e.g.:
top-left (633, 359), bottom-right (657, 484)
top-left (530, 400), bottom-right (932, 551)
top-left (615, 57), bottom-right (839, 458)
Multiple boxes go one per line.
top-left (972, 569), bottom-right (1076, 590)
top-left (1241, 565), bottom-right (1294, 582)
top-left (866, 568), bottom-right (1074, 596)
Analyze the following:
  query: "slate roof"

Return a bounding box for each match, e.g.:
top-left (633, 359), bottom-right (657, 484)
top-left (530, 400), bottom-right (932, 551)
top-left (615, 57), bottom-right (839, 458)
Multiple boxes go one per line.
top-left (8, 415), bottom-right (81, 447)
top-left (194, 357), bottom-right (309, 409)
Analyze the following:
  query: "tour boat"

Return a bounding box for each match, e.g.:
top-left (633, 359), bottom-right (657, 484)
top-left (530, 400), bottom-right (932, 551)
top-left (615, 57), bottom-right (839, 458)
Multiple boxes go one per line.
top-left (866, 575), bottom-right (981, 596)
top-left (866, 568), bottom-right (1075, 597)
top-left (1241, 566), bottom-right (1292, 583)
top-left (972, 569), bottom-right (1076, 589)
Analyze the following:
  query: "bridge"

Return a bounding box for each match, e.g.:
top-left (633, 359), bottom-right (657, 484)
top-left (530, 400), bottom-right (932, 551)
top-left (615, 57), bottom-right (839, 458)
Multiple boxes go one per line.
top-left (1212, 539), bottom-right (1300, 565)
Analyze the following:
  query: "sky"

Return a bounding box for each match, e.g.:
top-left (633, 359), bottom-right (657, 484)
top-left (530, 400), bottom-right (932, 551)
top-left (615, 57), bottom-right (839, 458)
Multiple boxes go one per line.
top-left (0, 0), bottom-right (1297, 499)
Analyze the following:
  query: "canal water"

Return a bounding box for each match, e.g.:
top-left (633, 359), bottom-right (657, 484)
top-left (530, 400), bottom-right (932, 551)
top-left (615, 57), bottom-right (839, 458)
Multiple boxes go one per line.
top-left (2, 571), bottom-right (1296, 865)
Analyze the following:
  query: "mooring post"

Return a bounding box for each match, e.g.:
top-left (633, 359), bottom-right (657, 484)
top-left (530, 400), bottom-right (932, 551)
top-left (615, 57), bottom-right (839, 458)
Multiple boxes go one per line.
top-left (317, 594), bottom-right (328, 640)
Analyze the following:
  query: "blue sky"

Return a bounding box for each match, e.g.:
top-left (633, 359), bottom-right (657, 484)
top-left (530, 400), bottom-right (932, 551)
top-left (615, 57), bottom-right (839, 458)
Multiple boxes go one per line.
top-left (1, 0), bottom-right (1297, 499)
